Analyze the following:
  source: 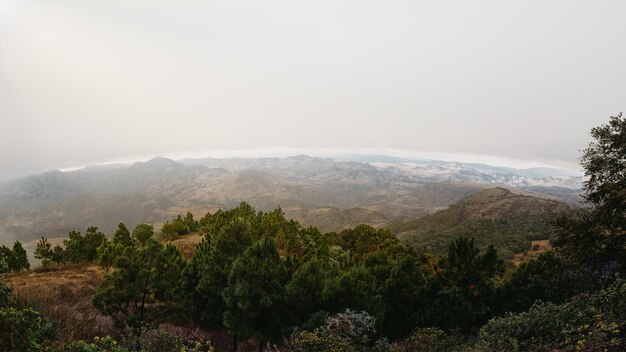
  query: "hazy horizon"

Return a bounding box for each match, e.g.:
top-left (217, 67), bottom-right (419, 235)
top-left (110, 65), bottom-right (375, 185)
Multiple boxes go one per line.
top-left (2, 0), bottom-right (625, 180)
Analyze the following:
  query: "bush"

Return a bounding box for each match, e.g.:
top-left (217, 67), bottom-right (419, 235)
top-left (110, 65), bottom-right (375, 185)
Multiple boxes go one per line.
top-left (478, 280), bottom-right (626, 351)
top-left (0, 307), bottom-right (56, 351)
top-left (65, 331), bottom-right (214, 352)
top-left (392, 328), bottom-right (460, 352)
top-left (290, 309), bottom-right (390, 352)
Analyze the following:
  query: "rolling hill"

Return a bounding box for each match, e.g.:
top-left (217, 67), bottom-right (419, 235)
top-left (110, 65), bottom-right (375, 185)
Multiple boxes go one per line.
top-left (388, 187), bottom-right (570, 259)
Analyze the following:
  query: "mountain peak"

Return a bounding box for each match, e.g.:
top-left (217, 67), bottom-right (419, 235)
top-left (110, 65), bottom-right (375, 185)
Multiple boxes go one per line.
top-left (131, 157), bottom-right (182, 169)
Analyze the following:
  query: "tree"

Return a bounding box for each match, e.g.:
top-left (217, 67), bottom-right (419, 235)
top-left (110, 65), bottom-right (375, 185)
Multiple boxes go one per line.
top-left (0, 242), bottom-right (30, 273)
top-left (51, 245), bottom-right (64, 264)
top-left (0, 252), bottom-right (8, 275)
top-left (35, 237), bottom-right (53, 267)
top-left (421, 238), bottom-right (505, 331)
top-left (438, 238), bottom-right (503, 288)
top-left (132, 224), bottom-right (154, 246)
top-left (97, 240), bottom-right (117, 273)
top-left (83, 226), bottom-right (107, 262)
top-left (112, 223), bottom-right (134, 248)
top-left (0, 307), bottom-right (56, 351)
top-left (10, 241), bottom-right (29, 272)
top-left (192, 221), bottom-right (254, 329)
top-left (63, 230), bottom-right (85, 263)
top-left (93, 239), bottom-right (185, 349)
top-left (553, 113), bottom-right (626, 273)
top-left (222, 238), bottom-right (288, 351)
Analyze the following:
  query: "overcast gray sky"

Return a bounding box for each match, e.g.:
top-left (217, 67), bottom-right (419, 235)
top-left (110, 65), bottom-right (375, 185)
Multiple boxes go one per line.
top-left (1, 0), bottom-right (625, 180)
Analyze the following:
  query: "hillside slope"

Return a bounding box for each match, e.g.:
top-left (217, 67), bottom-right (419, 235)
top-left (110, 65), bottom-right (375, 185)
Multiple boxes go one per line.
top-left (389, 187), bottom-right (569, 259)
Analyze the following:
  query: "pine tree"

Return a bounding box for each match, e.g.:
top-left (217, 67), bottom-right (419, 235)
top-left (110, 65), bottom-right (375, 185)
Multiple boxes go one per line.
top-left (10, 241), bottom-right (29, 272)
top-left (222, 238), bottom-right (289, 351)
top-left (132, 224), bottom-right (154, 246)
top-left (93, 239), bottom-right (185, 349)
top-left (112, 223), bottom-right (134, 247)
top-left (34, 237), bottom-right (53, 267)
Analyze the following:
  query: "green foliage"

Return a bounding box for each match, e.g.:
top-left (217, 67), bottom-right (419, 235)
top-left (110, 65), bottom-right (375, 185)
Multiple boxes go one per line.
top-left (439, 238), bottom-right (504, 288)
top-left (0, 282), bottom-right (13, 307)
top-left (0, 254), bottom-right (8, 275)
top-left (327, 225), bottom-right (397, 261)
top-left (398, 214), bottom-right (554, 260)
top-left (10, 241), bottom-right (29, 272)
top-left (161, 214), bottom-right (196, 240)
top-left (63, 227), bottom-right (106, 263)
top-left (112, 223), bottom-right (134, 248)
top-left (132, 224), bottom-right (154, 246)
top-left (392, 328), bottom-right (459, 352)
top-left (83, 227), bottom-right (107, 262)
top-left (0, 241), bottom-right (30, 274)
top-left (96, 240), bottom-right (117, 273)
top-left (52, 245), bottom-right (65, 264)
top-left (222, 238), bottom-right (288, 344)
top-left (553, 113), bottom-right (626, 274)
top-left (420, 238), bottom-right (504, 332)
top-left (0, 241), bottom-right (30, 273)
top-left (65, 336), bottom-right (128, 352)
top-left (65, 331), bottom-right (214, 352)
top-left (478, 280), bottom-right (626, 351)
top-left (35, 237), bottom-right (53, 267)
top-left (0, 307), bottom-right (56, 352)
top-left (63, 230), bottom-right (84, 263)
top-left (502, 251), bottom-right (602, 313)
top-left (290, 309), bottom-right (390, 352)
top-left (93, 239), bottom-right (185, 339)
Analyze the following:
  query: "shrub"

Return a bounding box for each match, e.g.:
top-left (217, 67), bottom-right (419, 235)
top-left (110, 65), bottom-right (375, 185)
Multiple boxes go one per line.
top-left (478, 280), bottom-right (626, 351)
top-left (290, 309), bottom-right (390, 352)
top-left (392, 327), bottom-right (460, 352)
top-left (0, 307), bottom-right (56, 351)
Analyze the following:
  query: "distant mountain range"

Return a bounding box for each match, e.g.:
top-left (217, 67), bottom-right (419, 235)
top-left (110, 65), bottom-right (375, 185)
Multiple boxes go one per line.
top-left (0, 155), bottom-right (583, 245)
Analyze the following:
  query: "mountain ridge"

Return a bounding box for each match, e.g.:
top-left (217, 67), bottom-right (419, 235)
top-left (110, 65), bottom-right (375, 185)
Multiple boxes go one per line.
top-left (0, 155), bottom-right (581, 245)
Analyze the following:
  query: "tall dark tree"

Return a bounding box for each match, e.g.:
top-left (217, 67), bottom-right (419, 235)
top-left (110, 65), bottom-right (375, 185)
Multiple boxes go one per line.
top-left (553, 113), bottom-right (626, 273)
top-left (63, 230), bottom-right (84, 263)
top-left (10, 241), bottom-right (29, 272)
top-left (83, 226), bottom-right (107, 262)
top-left (34, 237), bottom-right (53, 267)
top-left (222, 238), bottom-right (289, 351)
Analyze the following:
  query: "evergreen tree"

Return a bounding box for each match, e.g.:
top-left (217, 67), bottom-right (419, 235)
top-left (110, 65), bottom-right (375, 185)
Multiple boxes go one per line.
top-left (222, 238), bottom-right (289, 351)
top-left (112, 223), bottom-right (134, 247)
top-left (83, 226), bottom-right (106, 262)
top-left (10, 241), bottom-right (29, 272)
top-left (553, 113), bottom-right (626, 274)
top-left (132, 224), bottom-right (154, 246)
top-left (97, 239), bottom-right (116, 273)
top-left (93, 239), bottom-right (185, 349)
top-left (34, 237), bottom-right (53, 267)
top-left (63, 231), bottom-right (85, 263)
top-left (51, 245), bottom-right (64, 264)
top-left (193, 221), bottom-right (254, 328)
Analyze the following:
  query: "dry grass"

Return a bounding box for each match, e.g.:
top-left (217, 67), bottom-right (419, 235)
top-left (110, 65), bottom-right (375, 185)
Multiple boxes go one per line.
top-left (512, 240), bottom-right (553, 266)
top-left (2, 263), bottom-right (115, 346)
top-left (168, 232), bottom-right (204, 259)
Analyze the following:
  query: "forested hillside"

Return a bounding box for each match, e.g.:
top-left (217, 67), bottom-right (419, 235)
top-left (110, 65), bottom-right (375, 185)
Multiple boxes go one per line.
top-left (390, 187), bottom-right (569, 259)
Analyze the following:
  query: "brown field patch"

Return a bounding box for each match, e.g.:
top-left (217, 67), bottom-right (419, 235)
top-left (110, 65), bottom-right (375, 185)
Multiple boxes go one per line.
top-left (2, 264), bottom-right (115, 346)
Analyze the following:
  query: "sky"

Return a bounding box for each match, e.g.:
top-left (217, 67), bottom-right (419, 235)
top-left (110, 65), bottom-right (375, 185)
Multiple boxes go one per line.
top-left (1, 0), bottom-right (625, 181)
